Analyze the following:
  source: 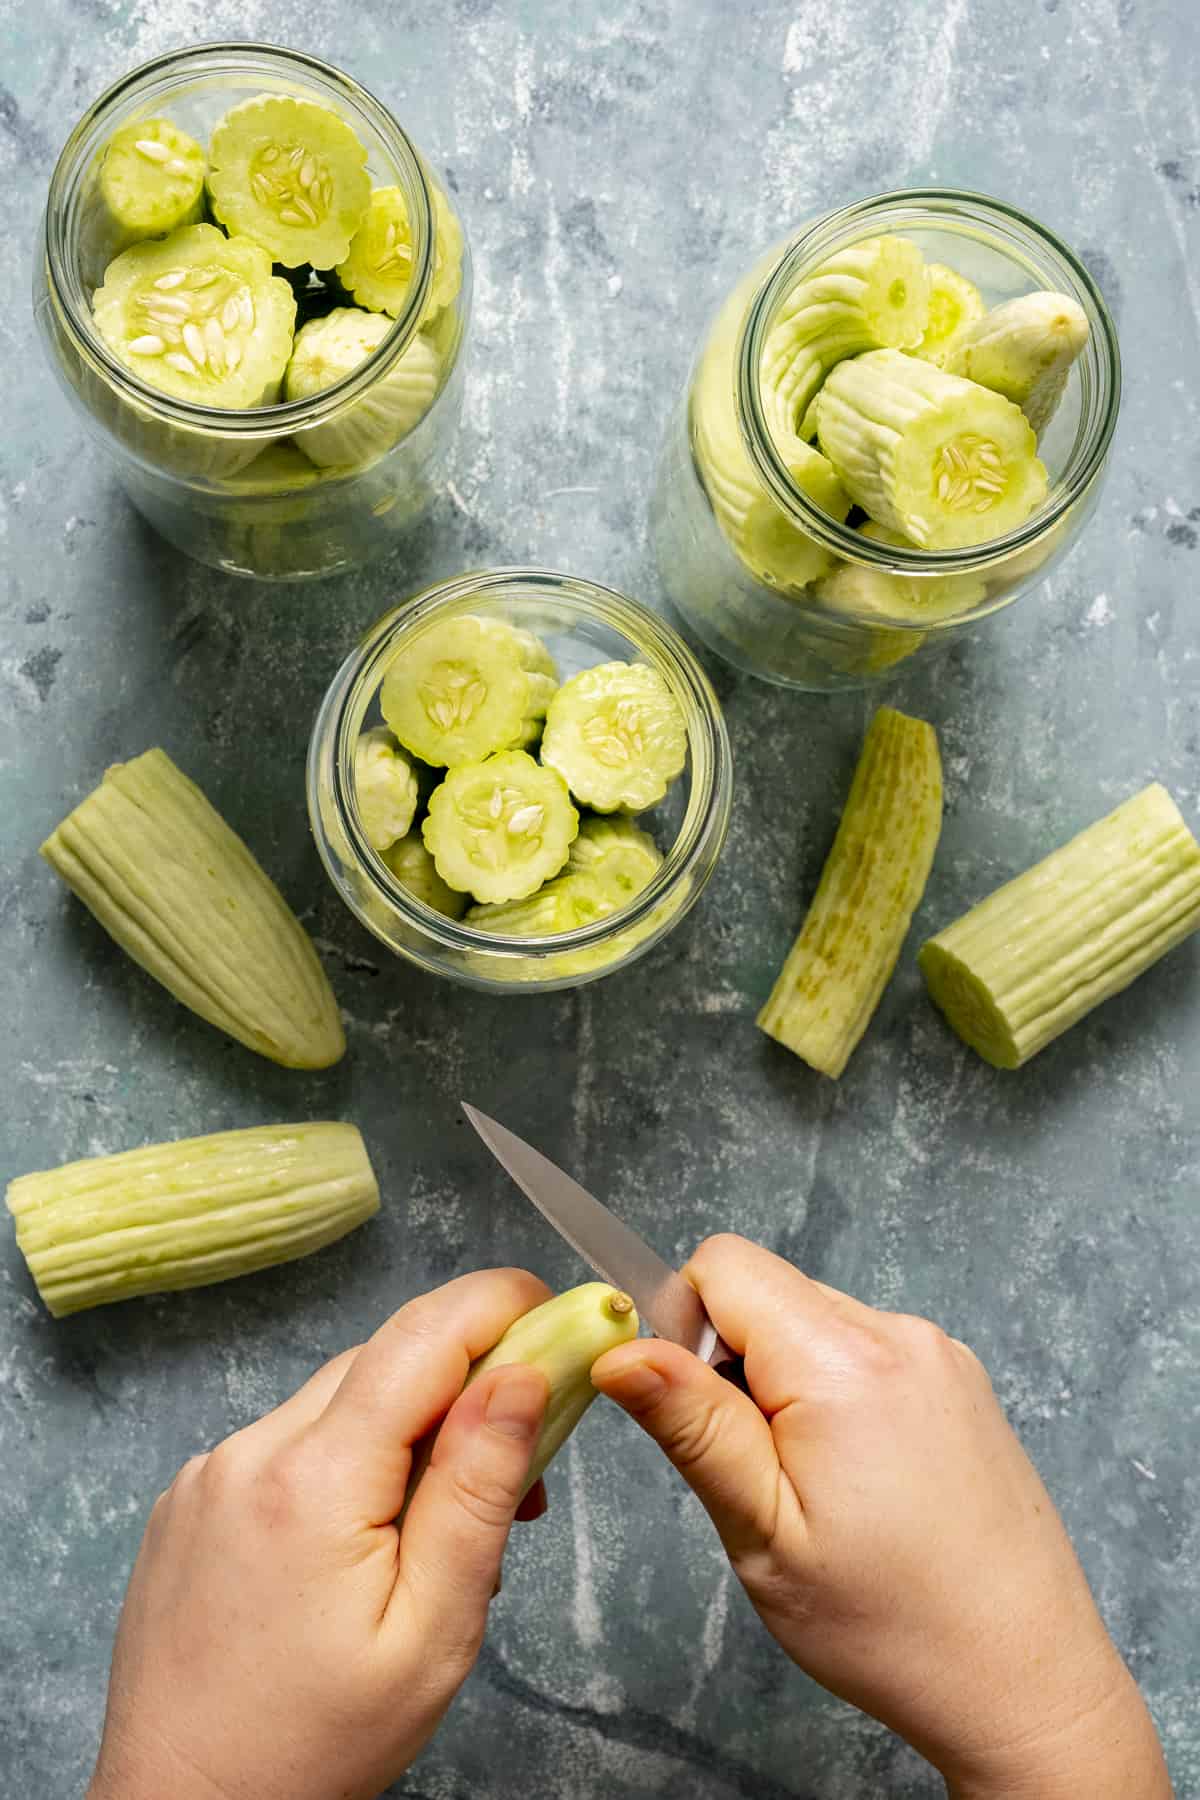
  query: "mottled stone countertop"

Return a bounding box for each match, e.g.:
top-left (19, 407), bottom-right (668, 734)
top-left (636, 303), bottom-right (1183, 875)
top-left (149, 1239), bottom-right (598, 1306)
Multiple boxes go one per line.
top-left (2, 1), bottom-right (1198, 1795)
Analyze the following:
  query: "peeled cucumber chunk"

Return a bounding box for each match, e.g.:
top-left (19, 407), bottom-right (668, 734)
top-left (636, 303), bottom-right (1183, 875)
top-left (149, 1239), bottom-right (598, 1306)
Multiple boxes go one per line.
top-left (96, 117), bottom-right (206, 244)
top-left (466, 871), bottom-right (614, 936)
top-left (815, 349), bottom-right (1049, 550)
top-left (335, 182), bottom-right (464, 318)
top-left (353, 726), bottom-right (419, 852)
top-left (422, 750), bottom-right (579, 904)
top-left (380, 833), bottom-right (468, 918)
top-left (285, 306), bottom-right (442, 466)
top-left (380, 614), bottom-right (557, 768)
top-left (41, 748), bottom-right (345, 1069)
top-left (6, 1123), bottom-right (378, 1319)
top-left (568, 815), bottom-right (663, 900)
top-left (946, 290), bottom-right (1090, 435)
top-left (541, 662), bottom-right (688, 814)
top-left (207, 95), bottom-right (371, 269)
top-left (758, 708), bottom-right (943, 1078)
top-left (913, 263), bottom-right (986, 368)
top-left (92, 224), bottom-right (296, 407)
top-left (760, 235), bottom-right (929, 446)
top-left (815, 521), bottom-right (987, 624)
top-left (920, 784), bottom-right (1200, 1070)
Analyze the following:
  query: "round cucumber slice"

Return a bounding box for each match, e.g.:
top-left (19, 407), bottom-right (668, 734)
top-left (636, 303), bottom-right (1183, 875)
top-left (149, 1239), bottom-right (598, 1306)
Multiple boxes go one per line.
top-left (207, 95), bottom-right (371, 270)
top-left (380, 614), bottom-right (557, 768)
top-left (422, 751), bottom-right (578, 904)
top-left (335, 182), bottom-right (464, 318)
top-left (285, 307), bottom-right (442, 467)
top-left (913, 264), bottom-right (986, 368)
top-left (540, 662), bottom-right (688, 814)
top-left (97, 117), bottom-right (206, 242)
top-left (92, 223), bottom-right (296, 407)
top-left (353, 727), bottom-right (419, 853)
top-left (381, 832), bottom-right (467, 918)
top-left (567, 816), bottom-right (663, 900)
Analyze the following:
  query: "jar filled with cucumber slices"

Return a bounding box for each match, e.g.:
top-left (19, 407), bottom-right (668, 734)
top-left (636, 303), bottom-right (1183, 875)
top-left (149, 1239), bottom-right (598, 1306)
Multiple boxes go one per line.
top-left (650, 190), bottom-right (1120, 691)
top-left (307, 569), bottom-right (732, 991)
top-left (34, 45), bottom-right (470, 580)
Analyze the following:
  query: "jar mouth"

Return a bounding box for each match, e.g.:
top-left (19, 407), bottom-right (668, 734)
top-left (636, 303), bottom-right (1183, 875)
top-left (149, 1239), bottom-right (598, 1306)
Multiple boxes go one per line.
top-left (308, 568), bottom-right (733, 967)
top-left (736, 187), bottom-right (1122, 622)
top-left (44, 41), bottom-right (435, 437)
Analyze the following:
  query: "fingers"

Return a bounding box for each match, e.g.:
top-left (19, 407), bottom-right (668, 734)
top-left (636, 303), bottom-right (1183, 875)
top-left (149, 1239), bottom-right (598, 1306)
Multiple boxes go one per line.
top-left (253, 1346), bottom-right (363, 1443)
top-left (591, 1338), bottom-right (788, 1563)
top-left (391, 1364), bottom-right (548, 1662)
top-left (302, 1269), bottom-right (551, 1524)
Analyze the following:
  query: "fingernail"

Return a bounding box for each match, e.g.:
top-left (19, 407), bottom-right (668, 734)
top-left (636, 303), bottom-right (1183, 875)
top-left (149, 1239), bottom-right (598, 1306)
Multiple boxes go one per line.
top-left (485, 1367), bottom-right (546, 1441)
top-left (597, 1356), bottom-right (666, 1409)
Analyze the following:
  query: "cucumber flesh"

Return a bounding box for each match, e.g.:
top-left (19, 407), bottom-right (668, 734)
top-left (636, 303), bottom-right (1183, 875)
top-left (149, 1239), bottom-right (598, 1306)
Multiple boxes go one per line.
top-left (815, 521), bottom-right (987, 623)
top-left (540, 662), bottom-right (688, 814)
top-left (946, 291), bottom-right (1090, 435)
top-left (380, 614), bottom-right (557, 768)
top-left (285, 306), bottom-right (442, 467)
top-left (567, 815), bottom-right (663, 899)
top-left (466, 870), bottom-right (615, 936)
top-left (422, 751), bottom-right (579, 904)
top-left (380, 833), bottom-right (468, 918)
top-left (913, 263), bottom-right (986, 368)
top-left (353, 727), bottom-right (419, 853)
top-left (335, 182), bottom-right (465, 318)
top-left (207, 95), bottom-right (371, 270)
top-left (97, 117), bottom-right (206, 241)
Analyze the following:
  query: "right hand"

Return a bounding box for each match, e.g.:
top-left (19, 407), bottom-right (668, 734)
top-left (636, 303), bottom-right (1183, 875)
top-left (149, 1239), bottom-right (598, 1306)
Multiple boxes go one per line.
top-left (592, 1236), bottom-right (1170, 1799)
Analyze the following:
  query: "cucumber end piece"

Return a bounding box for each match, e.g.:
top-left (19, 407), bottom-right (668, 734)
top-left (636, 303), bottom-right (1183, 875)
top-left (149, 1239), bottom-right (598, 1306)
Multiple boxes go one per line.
top-left (207, 95), bottom-right (371, 270)
top-left (918, 941), bottom-right (1022, 1069)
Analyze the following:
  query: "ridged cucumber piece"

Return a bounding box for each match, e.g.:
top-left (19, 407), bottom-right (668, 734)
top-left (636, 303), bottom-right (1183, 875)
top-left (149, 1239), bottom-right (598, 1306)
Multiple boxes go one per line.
top-left (946, 291), bottom-right (1090, 435)
top-left (422, 750), bottom-right (579, 904)
top-left (815, 520), bottom-right (987, 623)
top-left (334, 182), bottom-right (465, 318)
top-left (41, 749), bottom-right (345, 1069)
top-left (380, 833), bottom-right (468, 918)
top-left (6, 1123), bottom-right (378, 1319)
top-left (380, 614), bottom-right (557, 768)
top-left (207, 95), bottom-right (371, 269)
top-left (353, 727), bottom-right (419, 852)
top-left (227, 440), bottom-right (325, 493)
top-left (758, 708), bottom-right (943, 1077)
top-left (97, 117), bottom-right (206, 242)
top-left (541, 662), bottom-right (688, 814)
top-left (285, 306), bottom-right (442, 466)
top-left (466, 870), bottom-right (615, 936)
top-left (567, 815), bottom-right (663, 899)
top-left (913, 263), bottom-right (986, 368)
top-left (815, 349), bottom-right (1049, 550)
top-left (760, 235), bottom-right (930, 444)
top-left (920, 784), bottom-right (1200, 1070)
top-left (92, 223), bottom-right (296, 407)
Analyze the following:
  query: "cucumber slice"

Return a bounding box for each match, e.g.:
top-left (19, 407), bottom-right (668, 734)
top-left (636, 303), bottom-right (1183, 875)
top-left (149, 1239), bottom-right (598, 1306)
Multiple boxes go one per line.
top-left (758, 707), bottom-right (943, 1078)
top-left (92, 223), bottom-right (296, 407)
top-left (96, 117), bottom-right (206, 245)
top-left (380, 833), bottom-right (468, 919)
top-left (334, 182), bottom-right (465, 318)
top-left (466, 870), bottom-right (614, 936)
top-left (920, 784), bottom-right (1200, 1069)
top-left (207, 95), bottom-right (371, 269)
top-left (380, 614), bottom-right (557, 768)
top-left (540, 662), bottom-right (688, 814)
top-left (227, 440), bottom-right (325, 494)
top-left (814, 521), bottom-right (987, 623)
top-left (814, 349), bottom-right (1049, 550)
top-left (946, 291), bottom-right (1090, 435)
top-left (285, 307), bottom-right (442, 467)
top-left (760, 235), bottom-right (929, 444)
top-left (567, 815), bottom-right (663, 899)
top-left (422, 751), bottom-right (578, 904)
top-left (353, 727), bottom-right (419, 853)
top-left (913, 263), bottom-right (986, 368)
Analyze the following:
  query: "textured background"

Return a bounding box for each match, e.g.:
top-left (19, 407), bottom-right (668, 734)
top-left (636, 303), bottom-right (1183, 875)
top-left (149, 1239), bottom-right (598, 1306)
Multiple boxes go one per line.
top-left (2, 1), bottom-right (1199, 1795)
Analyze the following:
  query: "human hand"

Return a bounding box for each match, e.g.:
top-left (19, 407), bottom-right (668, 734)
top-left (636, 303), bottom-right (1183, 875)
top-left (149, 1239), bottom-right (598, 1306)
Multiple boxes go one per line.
top-left (592, 1236), bottom-right (1170, 1799)
top-left (88, 1269), bottom-right (551, 1800)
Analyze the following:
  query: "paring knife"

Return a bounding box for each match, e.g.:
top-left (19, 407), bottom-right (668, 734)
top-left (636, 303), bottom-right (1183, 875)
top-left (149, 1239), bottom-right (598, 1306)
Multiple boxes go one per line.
top-left (462, 1103), bottom-right (745, 1387)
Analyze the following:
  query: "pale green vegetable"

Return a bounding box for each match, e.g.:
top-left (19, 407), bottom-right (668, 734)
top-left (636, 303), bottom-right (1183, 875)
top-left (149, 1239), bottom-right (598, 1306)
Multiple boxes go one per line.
top-left (94, 117), bottom-right (206, 251)
top-left (353, 727), bottom-right (419, 852)
top-left (335, 182), bottom-right (464, 317)
top-left (946, 290), bottom-right (1090, 435)
top-left (814, 521), bottom-right (987, 624)
top-left (422, 750), bottom-right (578, 904)
top-left (286, 307), bottom-right (442, 467)
top-left (541, 662), bottom-right (688, 814)
top-left (567, 816), bottom-right (663, 899)
top-left (207, 94), bottom-right (371, 269)
top-left (381, 614), bottom-right (557, 768)
top-left (913, 263), bottom-right (986, 368)
top-left (381, 833), bottom-right (468, 918)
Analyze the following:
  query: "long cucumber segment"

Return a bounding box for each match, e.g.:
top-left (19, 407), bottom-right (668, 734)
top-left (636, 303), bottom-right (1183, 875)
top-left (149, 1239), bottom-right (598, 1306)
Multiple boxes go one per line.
top-left (913, 263), bottom-right (986, 367)
top-left (353, 727), bottom-right (419, 852)
top-left (422, 750), bottom-right (579, 904)
top-left (41, 749), bottom-right (345, 1069)
top-left (758, 708), bottom-right (943, 1077)
top-left (380, 614), bottom-right (557, 768)
top-left (946, 290), bottom-right (1090, 435)
top-left (6, 1123), bottom-right (378, 1318)
top-left (919, 784), bottom-right (1200, 1070)
top-left (98, 117), bottom-right (207, 242)
top-left (540, 662), bottom-right (688, 814)
top-left (207, 94), bottom-right (371, 269)
top-left (815, 348), bottom-right (1048, 549)
top-left (285, 307), bottom-right (442, 467)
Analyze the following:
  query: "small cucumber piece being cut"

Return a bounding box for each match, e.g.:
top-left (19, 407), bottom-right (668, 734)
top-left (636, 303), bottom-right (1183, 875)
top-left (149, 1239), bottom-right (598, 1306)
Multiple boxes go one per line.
top-left (207, 94), bottom-right (371, 269)
top-left (380, 614), bottom-right (557, 768)
top-left (92, 223), bottom-right (296, 407)
top-left (422, 750), bottom-right (579, 904)
top-left (97, 117), bottom-right (206, 244)
top-left (381, 833), bottom-right (468, 918)
top-left (285, 306), bottom-right (442, 466)
top-left (353, 727), bottom-right (419, 853)
top-left (946, 290), bottom-right (1090, 436)
top-left (815, 349), bottom-right (1048, 550)
top-left (913, 264), bottom-right (986, 368)
top-left (920, 784), bottom-right (1200, 1069)
top-left (541, 662), bottom-right (688, 814)
top-left (335, 183), bottom-right (465, 318)
top-left (758, 707), bottom-right (943, 1078)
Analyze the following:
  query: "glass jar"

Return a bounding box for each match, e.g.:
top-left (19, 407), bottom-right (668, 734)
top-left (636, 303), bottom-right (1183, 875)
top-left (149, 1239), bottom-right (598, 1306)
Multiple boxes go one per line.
top-left (34, 43), bottom-right (470, 582)
top-left (650, 190), bottom-right (1120, 691)
top-left (307, 569), bottom-right (732, 992)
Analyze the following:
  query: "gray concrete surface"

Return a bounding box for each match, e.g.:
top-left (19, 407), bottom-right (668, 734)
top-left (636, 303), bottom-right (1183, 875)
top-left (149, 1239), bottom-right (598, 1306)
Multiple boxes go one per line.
top-left (2, 1), bottom-right (1199, 1794)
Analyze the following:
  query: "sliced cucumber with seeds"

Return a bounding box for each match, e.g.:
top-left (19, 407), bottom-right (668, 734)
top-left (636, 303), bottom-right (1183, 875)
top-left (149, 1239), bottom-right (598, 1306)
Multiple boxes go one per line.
top-left (335, 182), bottom-right (465, 318)
top-left (380, 614), bottom-right (557, 768)
top-left (353, 727), bottom-right (419, 853)
top-left (815, 521), bottom-right (987, 623)
top-left (814, 349), bottom-right (1048, 550)
top-left (207, 95), bottom-right (371, 270)
top-left (568, 816), bottom-right (663, 899)
top-left (913, 264), bottom-right (986, 368)
top-left (92, 223), bottom-right (296, 407)
top-left (946, 291), bottom-right (1090, 435)
top-left (380, 833), bottom-right (467, 918)
top-left (466, 871), bottom-right (614, 936)
top-left (422, 751), bottom-right (578, 904)
top-left (285, 307), bottom-right (442, 467)
top-left (541, 662), bottom-right (688, 815)
top-left (95, 118), bottom-right (206, 249)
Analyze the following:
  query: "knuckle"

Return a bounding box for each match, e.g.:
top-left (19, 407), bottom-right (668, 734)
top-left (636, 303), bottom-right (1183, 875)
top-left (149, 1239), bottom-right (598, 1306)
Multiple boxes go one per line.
top-left (894, 1314), bottom-right (955, 1359)
top-left (662, 1396), bottom-right (726, 1474)
top-left (248, 1446), bottom-right (313, 1531)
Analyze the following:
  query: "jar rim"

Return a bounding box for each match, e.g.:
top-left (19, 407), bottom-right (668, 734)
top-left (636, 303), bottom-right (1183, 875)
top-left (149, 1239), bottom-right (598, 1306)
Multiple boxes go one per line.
top-left (307, 567), bottom-right (733, 976)
top-left (44, 41), bottom-right (435, 438)
top-left (735, 186), bottom-right (1122, 626)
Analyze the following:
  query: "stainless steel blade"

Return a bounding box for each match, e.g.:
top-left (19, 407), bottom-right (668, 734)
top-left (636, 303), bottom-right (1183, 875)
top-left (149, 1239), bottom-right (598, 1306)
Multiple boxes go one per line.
top-left (462, 1103), bottom-right (718, 1362)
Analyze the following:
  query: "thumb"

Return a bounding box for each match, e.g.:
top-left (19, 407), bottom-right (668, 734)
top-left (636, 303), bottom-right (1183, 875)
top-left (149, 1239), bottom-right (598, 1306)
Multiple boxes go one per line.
top-left (592, 1339), bottom-right (782, 1560)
